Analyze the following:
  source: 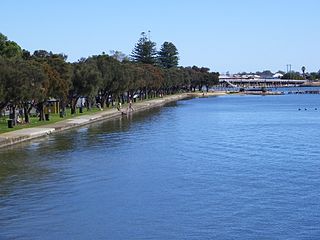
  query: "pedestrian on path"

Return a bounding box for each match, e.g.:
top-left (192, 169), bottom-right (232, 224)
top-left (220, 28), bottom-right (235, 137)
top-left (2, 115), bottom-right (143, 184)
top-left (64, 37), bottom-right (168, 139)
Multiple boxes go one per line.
top-left (117, 102), bottom-right (122, 111)
top-left (128, 99), bottom-right (134, 112)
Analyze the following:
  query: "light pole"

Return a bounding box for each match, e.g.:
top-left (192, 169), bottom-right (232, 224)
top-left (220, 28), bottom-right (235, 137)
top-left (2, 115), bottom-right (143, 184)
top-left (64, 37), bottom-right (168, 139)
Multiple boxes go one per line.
top-left (286, 64), bottom-right (292, 79)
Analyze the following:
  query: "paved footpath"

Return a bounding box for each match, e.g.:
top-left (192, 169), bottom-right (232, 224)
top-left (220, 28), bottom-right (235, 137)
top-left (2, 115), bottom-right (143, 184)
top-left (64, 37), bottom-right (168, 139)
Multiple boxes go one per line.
top-left (0, 94), bottom-right (189, 149)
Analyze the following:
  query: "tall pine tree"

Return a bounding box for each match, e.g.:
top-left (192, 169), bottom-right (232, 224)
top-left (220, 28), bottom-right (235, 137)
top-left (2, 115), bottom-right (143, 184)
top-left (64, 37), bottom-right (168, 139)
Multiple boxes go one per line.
top-left (131, 32), bottom-right (157, 65)
top-left (158, 42), bottom-right (179, 68)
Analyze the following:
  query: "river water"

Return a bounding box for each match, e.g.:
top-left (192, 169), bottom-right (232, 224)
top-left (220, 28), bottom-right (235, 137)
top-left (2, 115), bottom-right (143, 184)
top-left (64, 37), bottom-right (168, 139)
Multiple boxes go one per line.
top-left (0, 93), bottom-right (320, 239)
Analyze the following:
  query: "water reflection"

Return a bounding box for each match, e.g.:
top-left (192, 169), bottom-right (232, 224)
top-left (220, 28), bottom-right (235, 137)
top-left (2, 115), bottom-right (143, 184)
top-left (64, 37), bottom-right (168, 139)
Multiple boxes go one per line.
top-left (0, 104), bottom-right (168, 197)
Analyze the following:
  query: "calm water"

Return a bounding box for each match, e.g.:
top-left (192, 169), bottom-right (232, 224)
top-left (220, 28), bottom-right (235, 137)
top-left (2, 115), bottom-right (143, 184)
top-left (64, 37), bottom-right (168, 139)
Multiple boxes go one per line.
top-left (0, 94), bottom-right (320, 239)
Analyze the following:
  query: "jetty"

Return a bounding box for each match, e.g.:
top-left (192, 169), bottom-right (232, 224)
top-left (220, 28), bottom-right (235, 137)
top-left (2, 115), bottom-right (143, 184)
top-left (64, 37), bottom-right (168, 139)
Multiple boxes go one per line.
top-left (219, 78), bottom-right (307, 88)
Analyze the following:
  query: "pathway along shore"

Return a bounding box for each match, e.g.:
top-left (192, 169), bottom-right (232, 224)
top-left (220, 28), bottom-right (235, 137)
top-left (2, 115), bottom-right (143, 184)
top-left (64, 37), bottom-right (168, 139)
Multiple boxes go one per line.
top-left (0, 92), bottom-right (226, 149)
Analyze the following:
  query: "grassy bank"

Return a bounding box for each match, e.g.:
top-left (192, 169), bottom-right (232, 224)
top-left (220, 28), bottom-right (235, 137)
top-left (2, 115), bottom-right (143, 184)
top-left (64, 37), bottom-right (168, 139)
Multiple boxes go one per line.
top-left (0, 107), bottom-right (108, 134)
top-left (0, 95), bottom-right (173, 134)
top-left (0, 91), bottom-right (227, 135)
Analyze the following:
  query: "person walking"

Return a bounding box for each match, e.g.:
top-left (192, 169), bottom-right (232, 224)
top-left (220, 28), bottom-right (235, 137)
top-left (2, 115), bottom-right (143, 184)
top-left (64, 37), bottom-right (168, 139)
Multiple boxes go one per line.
top-left (128, 99), bottom-right (134, 112)
top-left (117, 101), bottom-right (122, 111)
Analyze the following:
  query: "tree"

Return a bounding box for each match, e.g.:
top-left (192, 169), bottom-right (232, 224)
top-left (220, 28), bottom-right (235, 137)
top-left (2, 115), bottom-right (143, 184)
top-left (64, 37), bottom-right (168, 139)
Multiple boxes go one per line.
top-left (281, 72), bottom-right (304, 80)
top-left (32, 50), bottom-right (72, 117)
top-left (69, 59), bottom-right (101, 114)
top-left (0, 31), bottom-right (224, 124)
top-left (91, 54), bottom-right (122, 107)
top-left (163, 68), bottom-right (185, 94)
top-left (131, 32), bottom-right (157, 65)
top-left (0, 57), bottom-right (10, 111)
top-left (258, 70), bottom-right (273, 78)
top-left (0, 33), bottom-right (22, 59)
top-left (19, 60), bottom-right (49, 122)
top-left (0, 58), bottom-right (25, 123)
top-left (307, 72), bottom-right (318, 81)
top-left (109, 50), bottom-right (129, 62)
top-left (0, 57), bottom-right (48, 123)
top-left (122, 62), bottom-right (145, 102)
top-left (301, 66), bottom-right (306, 79)
top-left (141, 64), bottom-right (164, 98)
top-left (158, 42), bottom-right (179, 68)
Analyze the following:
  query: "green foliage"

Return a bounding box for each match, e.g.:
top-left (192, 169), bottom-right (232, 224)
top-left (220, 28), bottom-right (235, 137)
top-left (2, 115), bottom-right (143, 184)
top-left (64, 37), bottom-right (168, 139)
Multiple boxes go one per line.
top-left (32, 50), bottom-right (72, 101)
top-left (71, 59), bottom-right (102, 100)
top-left (0, 56), bottom-right (49, 119)
top-left (109, 50), bottom-right (129, 62)
top-left (131, 32), bottom-right (157, 65)
top-left (158, 42), bottom-right (179, 68)
top-left (0, 32), bottom-right (221, 122)
top-left (0, 33), bottom-right (22, 59)
top-left (281, 72), bottom-right (304, 80)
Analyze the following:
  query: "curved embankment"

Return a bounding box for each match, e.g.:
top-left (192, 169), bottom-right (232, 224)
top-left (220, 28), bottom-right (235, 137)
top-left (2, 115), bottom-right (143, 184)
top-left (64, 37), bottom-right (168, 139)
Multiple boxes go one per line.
top-left (0, 92), bottom-right (226, 149)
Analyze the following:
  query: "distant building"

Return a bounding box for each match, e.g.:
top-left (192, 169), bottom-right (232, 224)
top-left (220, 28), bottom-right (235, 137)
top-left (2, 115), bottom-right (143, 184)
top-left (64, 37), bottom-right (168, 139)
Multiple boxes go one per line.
top-left (219, 75), bottom-right (233, 79)
top-left (273, 73), bottom-right (284, 78)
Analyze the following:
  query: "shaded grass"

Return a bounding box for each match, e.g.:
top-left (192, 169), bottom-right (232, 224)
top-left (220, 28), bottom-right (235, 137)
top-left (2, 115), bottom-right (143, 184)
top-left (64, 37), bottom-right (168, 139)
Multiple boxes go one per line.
top-left (0, 107), bottom-right (104, 134)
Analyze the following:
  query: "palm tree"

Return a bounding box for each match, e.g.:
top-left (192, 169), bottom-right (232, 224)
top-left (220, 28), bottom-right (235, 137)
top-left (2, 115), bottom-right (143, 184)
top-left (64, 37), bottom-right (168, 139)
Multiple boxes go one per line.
top-left (301, 66), bottom-right (306, 79)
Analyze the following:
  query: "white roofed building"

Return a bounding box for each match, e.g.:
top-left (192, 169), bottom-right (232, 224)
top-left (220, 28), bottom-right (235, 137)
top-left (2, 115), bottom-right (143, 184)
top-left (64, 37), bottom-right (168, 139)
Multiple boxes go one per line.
top-left (273, 73), bottom-right (284, 78)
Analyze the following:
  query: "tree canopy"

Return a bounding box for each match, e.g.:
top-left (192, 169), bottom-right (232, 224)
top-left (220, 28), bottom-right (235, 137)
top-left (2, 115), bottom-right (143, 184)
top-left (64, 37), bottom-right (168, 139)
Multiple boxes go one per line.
top-left (158, 42), bottom-right (179, 68)
top-left (131, 32), bottom-right (157, 65)
top-left (281, 72), bottom-right (304, 80)
top-left (0, 33), bottom-right (22, 58)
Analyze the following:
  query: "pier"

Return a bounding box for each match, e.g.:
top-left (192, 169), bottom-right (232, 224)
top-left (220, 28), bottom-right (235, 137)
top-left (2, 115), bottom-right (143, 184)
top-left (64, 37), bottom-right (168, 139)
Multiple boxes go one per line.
top-left (219, 78), bottom-right (307, 88)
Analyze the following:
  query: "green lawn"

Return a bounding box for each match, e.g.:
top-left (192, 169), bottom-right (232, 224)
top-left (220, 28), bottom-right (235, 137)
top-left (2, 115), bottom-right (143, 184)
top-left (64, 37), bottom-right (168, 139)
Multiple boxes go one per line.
top-left (0, 107), bottom-right (106, 134)
top-left (0, 95), bottom-right (179, 134)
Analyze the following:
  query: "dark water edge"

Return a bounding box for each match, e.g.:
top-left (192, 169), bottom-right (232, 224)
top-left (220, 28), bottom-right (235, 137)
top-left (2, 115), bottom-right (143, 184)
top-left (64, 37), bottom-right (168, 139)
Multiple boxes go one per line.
top-left (0, 94), bottom-right (320, 239)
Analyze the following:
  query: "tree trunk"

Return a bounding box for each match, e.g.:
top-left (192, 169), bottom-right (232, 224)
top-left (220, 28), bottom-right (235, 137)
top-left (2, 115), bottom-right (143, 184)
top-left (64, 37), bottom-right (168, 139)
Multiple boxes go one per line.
top-left (71, 107), bottom-right (75, 114)
top-left (10, 105), bottom-right (16, 125)
top-left (86, 99), bottom-right (91, 111)
top-left (121, 94), bottom-right (125, 104)
top-left (102, 91), bottom-right (113, 108)
top-left (106, 96), bottom-right (110, 108)
top-left (37, 103), bottom-right (45, 121)
top-left (145, 87), bottom-right (148, 99)
top-left (126, 91), bottom-right (129, 103)
top-left (23, 105), bottom-right (29, 123)
top-left (100, 96), bottom-right (106, 108)
top-left (110, 94), bottom-right (114, 107)
top-left (61, 101), bottom-right (66, 117)
top-left (71, 97), bottom-right (79, 115)
top-left (100, 89), bottom-right (110, 108)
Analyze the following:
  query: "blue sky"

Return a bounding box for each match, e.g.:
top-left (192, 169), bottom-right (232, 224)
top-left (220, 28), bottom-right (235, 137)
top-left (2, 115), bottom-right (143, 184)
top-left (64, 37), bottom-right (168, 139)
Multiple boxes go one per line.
top-left (1, 0), bottom-right (319, 74)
